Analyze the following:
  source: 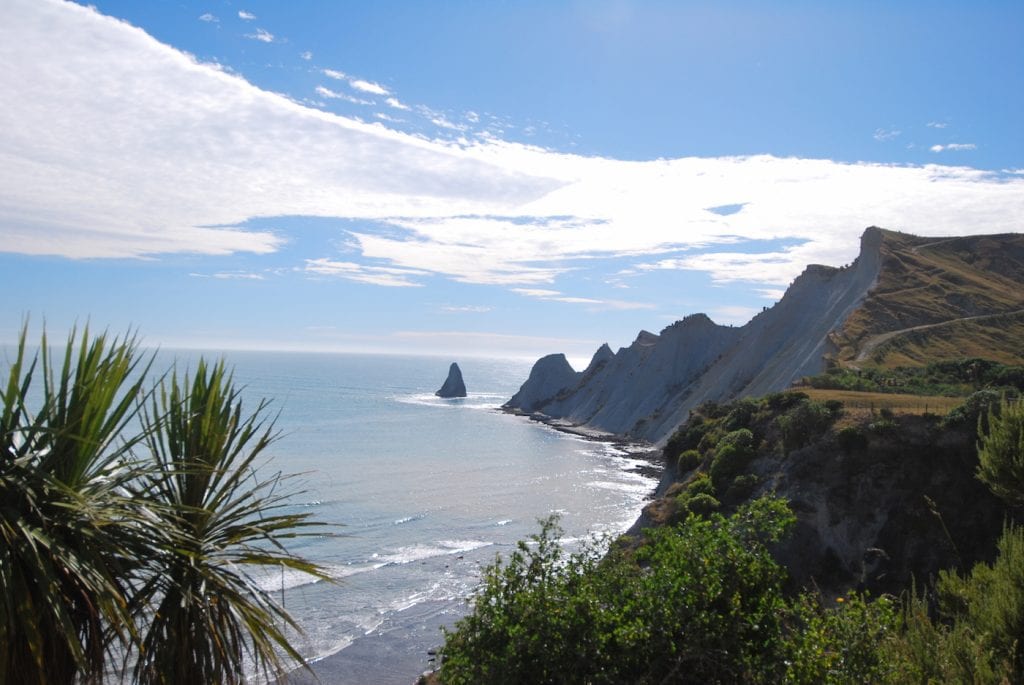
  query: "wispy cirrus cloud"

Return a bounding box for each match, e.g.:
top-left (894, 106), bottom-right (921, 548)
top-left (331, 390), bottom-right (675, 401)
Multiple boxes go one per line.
top-left (930, 143), bottom-right (976, 153)
top-left (510, 288), bottom-right (654, 310)
top-left (349, 78), bottom-right (389, 96)
top-left (198, 13), bottom-right (217, 23)
top-left (303, 258), bottom-right (428, 287)
top-left (315, 85), bottom-right (373, 106)
top-left (873, 127), bottom-right (901, 141)
top-left (2, 0), bottom-right (1023, 304)
top-left (441, 304), bottom-right (493, 313)
top-left (246, 27), bottom-right (274, 43)
top-left (189, 271), bottom-right (265, 281)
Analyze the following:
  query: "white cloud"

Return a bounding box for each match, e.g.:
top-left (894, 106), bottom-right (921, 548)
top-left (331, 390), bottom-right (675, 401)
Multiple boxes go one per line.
top-left (247, 27), bottom-right (274, 43)
top-left (510, 287), bottom-right (654, 310)
top-left (755, 288), bottom-right (787, 300)
top-left (709, 305), bottom-right (762, 326)
top-left (315, 85), bottom-right (373, 105)
top-left (322, 68), bottom-right (346, 80)
top-left (2, 0), bottom-right (1024, 302)
top-left (304, 258), bottom-right (427, 287)
top-left (873, 127), bottom-right (901, 141)
top-left (349, 78), bottom-right (389, 95)
top-left (198, 13), bottom-right (217, 23)
top-left (374, 112), bottom-right (402, 122)
top-left (300, 50), bottom-right (312, 60)
top-left (238, 10), bottom-right (255, 20)
top-left (927, 121), bottom-right (948, 129)
top-left (385, 97), bottom-right (410, 111)
top-left (441, 304), bottom-right (493, 313)
top-left (190, 271), bottom-right (264, 280)
top-left (389, 330), bottom-right (602, 362)
top-left (0, 0), bottom-right (553, 259)
top-left (930, 143), bottom-right (976, 153)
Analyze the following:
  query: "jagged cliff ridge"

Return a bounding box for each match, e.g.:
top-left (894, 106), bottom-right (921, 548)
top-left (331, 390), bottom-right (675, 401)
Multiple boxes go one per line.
top-left (505, 227), bottom-right (1024, 444)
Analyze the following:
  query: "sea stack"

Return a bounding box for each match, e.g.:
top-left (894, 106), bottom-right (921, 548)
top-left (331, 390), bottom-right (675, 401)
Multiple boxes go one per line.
top-left (435, 362), bottom-right (467, 398)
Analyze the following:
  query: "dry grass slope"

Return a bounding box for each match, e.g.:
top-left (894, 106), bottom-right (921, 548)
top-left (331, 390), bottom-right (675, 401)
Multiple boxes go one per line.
top-left (833, 230), bottom-right (1024, 368)
top-left (796, 387), bottom-right (962, 416)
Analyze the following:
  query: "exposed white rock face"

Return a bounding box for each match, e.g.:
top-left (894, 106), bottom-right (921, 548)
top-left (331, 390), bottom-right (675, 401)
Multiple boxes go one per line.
top-left (543, 315), bottom-right (741, 437)
top-left (505, 227), bottom-right (884, 444)
top-left (503, 353), bottom-right (579, 413)
top-left (435, 362), bottom-right (467, 398)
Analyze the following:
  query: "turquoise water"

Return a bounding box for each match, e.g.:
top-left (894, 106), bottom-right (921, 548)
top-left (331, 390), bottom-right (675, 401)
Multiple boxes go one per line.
top-left (8, 348), bottom-right (661, 683)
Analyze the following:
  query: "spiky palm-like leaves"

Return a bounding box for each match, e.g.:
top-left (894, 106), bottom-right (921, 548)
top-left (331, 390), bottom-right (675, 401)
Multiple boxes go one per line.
top-left (0, 327), bottom-right (151, 684)
top-left (133, 360), bottom-right (329, 685)
top-left (1, 327), bottom-right (330, 683)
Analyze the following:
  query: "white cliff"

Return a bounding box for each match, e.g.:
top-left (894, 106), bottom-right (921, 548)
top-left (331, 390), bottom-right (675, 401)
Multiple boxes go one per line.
top-left (505, 227), bottom-right (884, 444)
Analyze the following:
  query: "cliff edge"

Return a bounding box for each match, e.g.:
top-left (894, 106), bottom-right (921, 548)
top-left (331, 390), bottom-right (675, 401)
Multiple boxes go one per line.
top-left (506, 227), bottom-right (1024, 444)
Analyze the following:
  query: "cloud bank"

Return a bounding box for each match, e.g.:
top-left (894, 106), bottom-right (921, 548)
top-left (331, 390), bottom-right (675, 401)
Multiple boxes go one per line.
top-left (1, 0), bottom-right (1022, 299)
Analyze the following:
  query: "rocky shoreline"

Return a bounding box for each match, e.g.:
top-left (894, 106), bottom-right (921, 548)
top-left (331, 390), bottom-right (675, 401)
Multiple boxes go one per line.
top-left (500, 406), bottom-right (666, 481)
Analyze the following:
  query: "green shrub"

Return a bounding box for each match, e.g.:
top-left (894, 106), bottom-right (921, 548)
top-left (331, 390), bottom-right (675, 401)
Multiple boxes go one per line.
top-left (777, 399), bottom-right (835, 452)
top-left (663, 414), bottom-right (709, 459)
top-left (940, 525), bottom-right (1024, 677)
top-left (677, 448), bottom-right (702, 473)
top-left (686, 472), bottom-right (715, 497)
top-left (837, 425), bottom-right (869, 453)
top-left (710, 429), bottom-right (756, 491)
top-left (824, 399), bottom-right (844, 415)
top-left (766, 391), bottom-right (809, 411)
top-left (784, 592), bottom-right (900, 684)
top-left (684, 492), bottom-right (721, 516)
top-left (943, 389), bottom-right (1005, 432)
top-left (439, 497), bottom-right (796, 684)
top-left (725, 398), bottom-right (759, 431)
top-left (719, 427), bottom-right (755, 451)
top-left (725, 473), bottom-right (760, 502)
top-left (975, 396), bottom-right (1024, 507)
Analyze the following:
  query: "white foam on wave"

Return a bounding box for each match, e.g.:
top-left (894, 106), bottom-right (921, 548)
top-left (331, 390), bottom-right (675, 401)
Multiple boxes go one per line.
top-left (588, 479), bottom-right (656, 496)
top-left (395, 392), bottom-right (508, 411)
top-left (393, 513), bottom-right (426, 526)
top-left (251, 565), bottom-right (328, 594)
top-left (372, 539), bottom-right (493, 567)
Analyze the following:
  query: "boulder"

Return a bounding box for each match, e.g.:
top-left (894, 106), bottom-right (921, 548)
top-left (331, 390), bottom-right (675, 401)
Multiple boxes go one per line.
top-left (435, 362), bottom-right (467, 398)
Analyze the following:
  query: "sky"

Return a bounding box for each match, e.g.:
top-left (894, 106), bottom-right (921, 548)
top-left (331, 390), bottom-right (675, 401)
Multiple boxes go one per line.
top-left (1, 0), bottom-right (1022, 366)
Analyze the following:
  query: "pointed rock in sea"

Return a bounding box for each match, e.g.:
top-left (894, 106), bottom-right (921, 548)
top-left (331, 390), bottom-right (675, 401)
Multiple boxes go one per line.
top-left (435, 362), bottom-right (467, 398)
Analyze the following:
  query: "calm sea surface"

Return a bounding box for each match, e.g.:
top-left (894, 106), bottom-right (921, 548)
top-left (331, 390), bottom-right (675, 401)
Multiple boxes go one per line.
top-left (12, 348), bottom-right (661, 684)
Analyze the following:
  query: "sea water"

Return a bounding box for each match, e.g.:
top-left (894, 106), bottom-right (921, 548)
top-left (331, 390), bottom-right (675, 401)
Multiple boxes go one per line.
top-left (11, 348), bottom-right (661, 684)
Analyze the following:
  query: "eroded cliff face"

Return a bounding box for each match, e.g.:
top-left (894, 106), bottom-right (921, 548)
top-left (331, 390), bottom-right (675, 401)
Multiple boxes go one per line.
top-left (506, 227), bottom-right (885, 444)
top-left (504, 353), bottom-right (579, 413)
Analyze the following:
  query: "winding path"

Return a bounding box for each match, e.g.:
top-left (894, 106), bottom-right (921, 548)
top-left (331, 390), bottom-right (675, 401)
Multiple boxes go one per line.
top-left (854, 308), bottom-right (1024, 363)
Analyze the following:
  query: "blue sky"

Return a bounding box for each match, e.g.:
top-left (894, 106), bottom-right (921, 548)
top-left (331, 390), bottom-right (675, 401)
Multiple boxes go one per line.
top-left (1, 0), bottom-right (1022, 365)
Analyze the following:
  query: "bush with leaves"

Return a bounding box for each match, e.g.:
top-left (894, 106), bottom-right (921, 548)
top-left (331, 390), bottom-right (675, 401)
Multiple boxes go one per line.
top-left (783, 592), bottom-right (899, 684)
top-left (709, 428), bottom-right (756, 492)
top-left (676, 448), bottom-right (702, 473)
top-left (439, 496), bottom-right (796, 684)
top-left (976, 396), bottom-right (1024, 507)
top-left (776, 399), bottom-right (834, 453)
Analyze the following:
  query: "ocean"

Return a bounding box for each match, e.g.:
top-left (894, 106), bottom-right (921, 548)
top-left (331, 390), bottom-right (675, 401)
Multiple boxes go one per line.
top-left (195, 351), bottom-right (659, 684)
